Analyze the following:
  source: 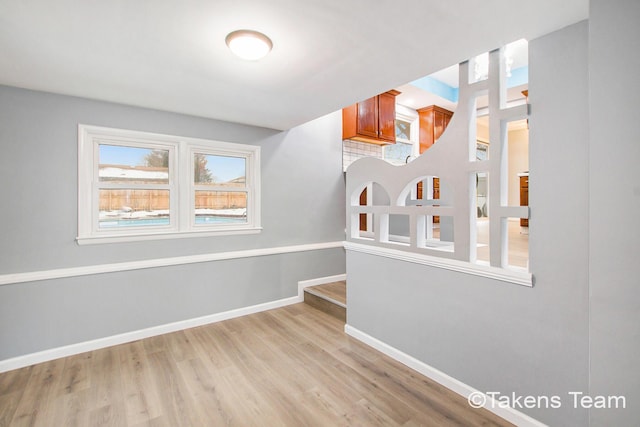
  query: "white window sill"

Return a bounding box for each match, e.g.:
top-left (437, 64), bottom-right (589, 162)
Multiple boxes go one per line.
top-left (76, 227), bottom-right (262, 245)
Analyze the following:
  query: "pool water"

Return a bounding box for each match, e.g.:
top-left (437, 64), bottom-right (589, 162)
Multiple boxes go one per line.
top-left (99, 216), bottom-right (245, 228)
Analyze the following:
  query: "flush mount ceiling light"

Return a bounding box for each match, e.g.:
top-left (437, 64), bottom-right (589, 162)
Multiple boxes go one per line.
top-left (225, 30), bottom-right (273, 61)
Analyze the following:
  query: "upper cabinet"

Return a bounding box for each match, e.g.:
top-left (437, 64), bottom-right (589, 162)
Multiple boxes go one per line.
top-left (342, 90), bottom-right (401, 145)
top-left (417, 105), bottom-right (453, 153)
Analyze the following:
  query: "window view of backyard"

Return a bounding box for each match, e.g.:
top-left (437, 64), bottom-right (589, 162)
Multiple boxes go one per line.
top-left (193, 153), bottom-right (247, 226)
top-left (98, 145), bottom-right (247, 229)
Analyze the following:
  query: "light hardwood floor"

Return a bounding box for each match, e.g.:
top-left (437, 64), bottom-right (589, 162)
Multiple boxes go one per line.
top-left (0, 304), bottom-right (513, 426)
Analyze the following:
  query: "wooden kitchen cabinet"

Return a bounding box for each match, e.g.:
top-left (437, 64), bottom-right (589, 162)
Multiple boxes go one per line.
top-left (342, 90), bottom-right (400, 145)
top-left (417, 105), bottom-right (453, 153)
top-left (415, 103), bottom-right (451, 225)
top-left (414, 105), bottom-right (452, 223)
top-left (359, 187), bottom-right (367, 231)
top-left (416, 177), bottom-right (440, 223)
top-left (520, 175), bottom-right (529, 227)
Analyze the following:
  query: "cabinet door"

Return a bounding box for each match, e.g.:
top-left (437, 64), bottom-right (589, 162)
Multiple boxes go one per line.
top-left (378, 92), bottom-right (396, 142)
top-left (359, 188), bottom-right (368, 231)
top-left (418, 112), bottom-right (435, 153)
top-left (433, 110), bottom-right (447, 141)
top-left (433, 177), bottom-right (440, 223)
top-left (356, 96), bottom-right (379, 139)
top-left (520, 176), bottom-right (529, 227)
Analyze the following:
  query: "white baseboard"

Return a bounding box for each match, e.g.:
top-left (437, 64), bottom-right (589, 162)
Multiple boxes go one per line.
top-left (1, 271), bottom-right (349, 373)
top-left (0, 295), bottom-right (301, 373)
top-left (344, 324), bottom-right (547, 427)
top-left (297, 273), bottom-right (347, 300)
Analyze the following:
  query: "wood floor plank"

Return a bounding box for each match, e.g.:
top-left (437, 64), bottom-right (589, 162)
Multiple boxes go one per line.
top-left (346, 398), bottom-right (402, 426)
top-left (56, 352), bottom-right (92, 396)
top-left (117, 341), bottom-right (162, 425)
top-left (9, 358), bottom-right (65, 427)
top-left (0, 303), bottom-right (514, 426)
top-left (174, 357), bottom-right (234, 425)
top-left (48, 388), bottom-right (90, 427)
top-left (130, 416), bottom-right (168, 427)
top-left (210, 325), bottom-right (315, 425)
top-left (0, 392), bottom-right (22, 427)
top-left (0, 367), bottom-right (32, 427)
top-left (163, 331), bottom-right (197, 364)
top-left (145, 351), bottom-right (198, 427)
top-left (0, 366), bottom-right (32, 397)
top-left (301, 341), bottom-right (415, 425)
top-left (239, 317), bottom-right (365, 420)
top-left (89, 401), bottom-right (127, 427)
top-left (141, 335), bottom-right (166, 355)
top-left (301, 385), bottom-right (356, 423)
top-left (87, 346), bottom-right (123, 412)
top-left (182, 326), bottom-right (234, 370)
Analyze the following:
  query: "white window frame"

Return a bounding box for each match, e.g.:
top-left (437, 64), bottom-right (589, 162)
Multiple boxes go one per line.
top-left (384, 105), bottom-right (420, 164)
top-left (395, 105), bottom-right (419, 147)
top-left (77, 125), bottom-right (261, 245)
top-left (187, 143), bottom-right (257, 231)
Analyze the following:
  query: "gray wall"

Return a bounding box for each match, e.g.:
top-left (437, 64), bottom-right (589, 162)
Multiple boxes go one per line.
top-left (347, 21), bottom-right (590, 426)
top-left (589, 0), bottom-right (640, 425)
top-left (0, 86), bottom-right (346, 360)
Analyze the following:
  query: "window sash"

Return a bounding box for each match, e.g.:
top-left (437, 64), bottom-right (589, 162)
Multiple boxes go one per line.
top-left (187, 146), bottom-right (256, 231)
top-left (90, 138), bottom-right (178, 236)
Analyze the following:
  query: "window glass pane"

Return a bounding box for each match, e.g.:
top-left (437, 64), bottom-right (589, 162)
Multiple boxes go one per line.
top-left (395, 119), bottom-right (411, 140)
top-left (476, 141), bottom-right (489, 161)
top-left (99, 189), bottom-right (170, 228)
top-left (195, 154), bottom-right (245, 187)
top-left (384, 142), bottom-right (413, 165)
top-left (195, 191), bottom-right (247, 224)
top-left (99, 145), bottom-right (169, 184)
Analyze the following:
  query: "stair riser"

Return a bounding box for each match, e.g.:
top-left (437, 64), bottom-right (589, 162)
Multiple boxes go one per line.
top-left (304, 292), bottom-right (346, 322)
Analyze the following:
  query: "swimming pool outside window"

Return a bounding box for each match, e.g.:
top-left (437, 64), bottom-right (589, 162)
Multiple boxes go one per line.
top-left (192, 153), bottom-right (248, 227)
top-left (97, 144), bottom-right (174, 231)
top-left (78, 125), bottom-right (261, 244)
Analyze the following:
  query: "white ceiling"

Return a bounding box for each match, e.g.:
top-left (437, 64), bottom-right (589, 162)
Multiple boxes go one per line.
top-left (0, 1), bottom-right (588, 131)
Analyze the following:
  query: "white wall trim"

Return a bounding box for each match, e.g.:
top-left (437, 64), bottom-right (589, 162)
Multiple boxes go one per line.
top-left (0, 241), bottom-right (345, 286)
top-left (297, 273), bottom-right (347, 302)
top-left (344, 241), bottom-right (532, 287)
top-left (344, 324), bottom-right (547, 427)
top-left (1, 295), bottom-right (304, 373)
top-left (76, 227), bottom-right (262, 245)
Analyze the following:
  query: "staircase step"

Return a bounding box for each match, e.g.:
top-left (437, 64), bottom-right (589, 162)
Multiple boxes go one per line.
top-left (303, 281), bottom-right (346, 322)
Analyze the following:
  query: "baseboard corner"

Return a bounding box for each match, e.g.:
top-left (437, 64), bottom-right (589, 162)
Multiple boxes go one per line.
top-left (344, 324), bottom-right (547, 427)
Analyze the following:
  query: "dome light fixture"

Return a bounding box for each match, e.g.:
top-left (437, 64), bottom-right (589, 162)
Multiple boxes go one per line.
top-left (225, 29), bottom-right (273, 61)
